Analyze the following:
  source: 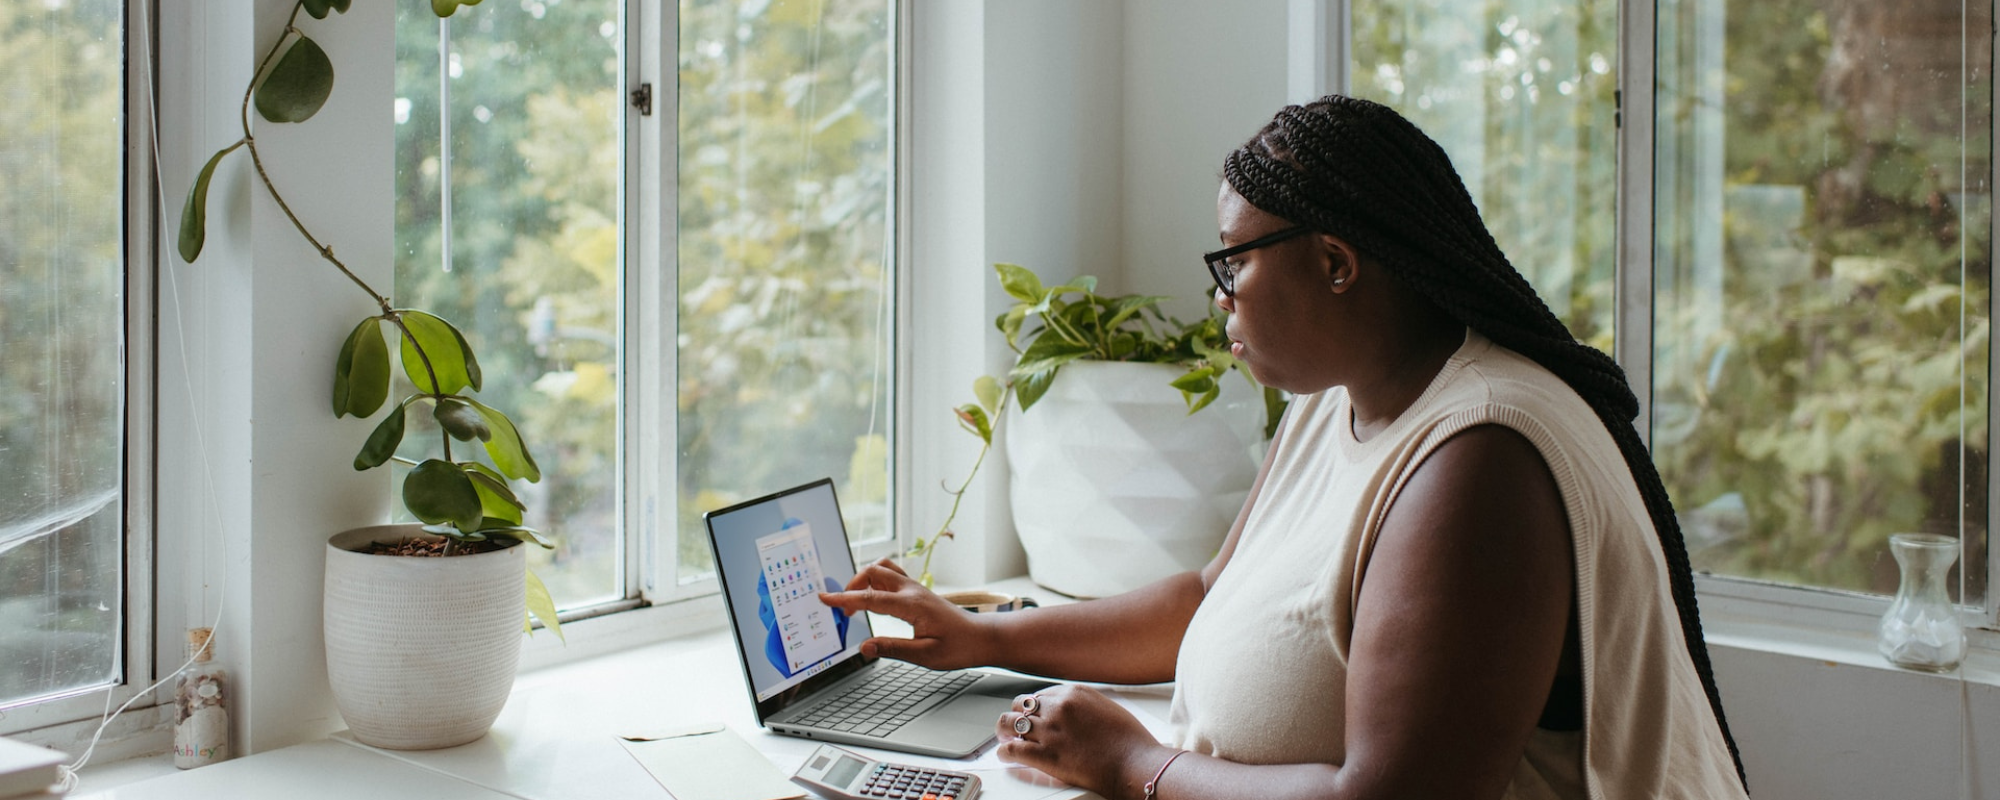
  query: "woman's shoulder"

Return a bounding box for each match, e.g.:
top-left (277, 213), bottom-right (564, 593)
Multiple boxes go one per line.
top-left (1435, 333), bottom-right (1600, 427)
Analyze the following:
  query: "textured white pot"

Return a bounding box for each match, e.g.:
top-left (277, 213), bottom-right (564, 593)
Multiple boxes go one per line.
top-left (324, 524), bottom-right (525, 750)
top-left (1005, 361), bottom-right (1266, 598)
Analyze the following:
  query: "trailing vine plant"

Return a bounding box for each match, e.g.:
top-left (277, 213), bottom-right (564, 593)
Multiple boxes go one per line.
top-left (176, 0), bottom-right (561, 636)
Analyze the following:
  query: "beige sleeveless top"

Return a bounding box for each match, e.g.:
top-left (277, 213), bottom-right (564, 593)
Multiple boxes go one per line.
top-left (1169, 331), bottom-right (1745, 800)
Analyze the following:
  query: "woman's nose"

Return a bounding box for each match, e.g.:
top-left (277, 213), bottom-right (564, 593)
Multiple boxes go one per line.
top-left (1215, 286), bottom-right (1235, 311)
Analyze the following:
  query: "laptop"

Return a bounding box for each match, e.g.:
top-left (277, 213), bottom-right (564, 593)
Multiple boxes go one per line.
top-left (704, 478), bottom-right (1053, 758)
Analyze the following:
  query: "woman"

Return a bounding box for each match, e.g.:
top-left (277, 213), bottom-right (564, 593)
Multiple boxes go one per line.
top-left (820, 96), bottom-right (1748, 800)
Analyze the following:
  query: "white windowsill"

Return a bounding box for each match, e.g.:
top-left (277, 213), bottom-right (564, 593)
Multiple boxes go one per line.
top-left (64, 577), bottom-right (1100, 799)
top-left (61, 573), bottom-right (2000, 797)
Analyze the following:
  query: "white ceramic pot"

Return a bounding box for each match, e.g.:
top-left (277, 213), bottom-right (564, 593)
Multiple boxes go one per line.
top-left (324, 524), bottom-right (525, 750)
top-left (1005, 361), bottom-right (1266, 598)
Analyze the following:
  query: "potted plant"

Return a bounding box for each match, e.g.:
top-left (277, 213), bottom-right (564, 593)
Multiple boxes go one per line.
top-left (907, 263), bottom-right (1283, 597)
top-left (177, 0), bottom-right (560, 750)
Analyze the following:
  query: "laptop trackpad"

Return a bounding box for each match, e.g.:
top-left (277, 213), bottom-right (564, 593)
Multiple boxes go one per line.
top-left (892, 691), bottom-right (1011, 748)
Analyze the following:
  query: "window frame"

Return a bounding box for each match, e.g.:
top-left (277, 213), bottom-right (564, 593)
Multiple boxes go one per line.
top-left (405, 0), bottom-right (905, 618)
top-left (628, 0), bottom-right (908, 610)
top-left (0, 0), bottom-right (164, 742)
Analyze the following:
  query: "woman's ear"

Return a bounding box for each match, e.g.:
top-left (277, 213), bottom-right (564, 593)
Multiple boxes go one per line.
top-left (1320, 233), bottom-right (1360, 292)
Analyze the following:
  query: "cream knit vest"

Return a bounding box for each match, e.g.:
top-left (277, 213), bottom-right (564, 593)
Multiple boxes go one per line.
top-left (1169, 331), bottom-right (1745, 800)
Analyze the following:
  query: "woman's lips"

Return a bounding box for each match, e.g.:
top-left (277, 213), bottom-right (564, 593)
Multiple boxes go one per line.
top-left (1230, 340), bottom-right (1245, 358)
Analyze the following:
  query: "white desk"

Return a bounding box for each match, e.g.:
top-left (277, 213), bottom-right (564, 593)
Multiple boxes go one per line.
top-left (73, 582), bottom-right (1166, 800)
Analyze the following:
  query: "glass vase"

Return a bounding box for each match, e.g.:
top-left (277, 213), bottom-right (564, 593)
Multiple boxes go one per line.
top-left (1877, 533), bottom-right (1966, 672)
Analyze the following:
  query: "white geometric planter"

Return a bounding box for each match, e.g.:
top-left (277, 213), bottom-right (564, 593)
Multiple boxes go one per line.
top-left (324, 524), bottom-right (525, 750)
top-left (1005, 362), bottom-right (1266, 598)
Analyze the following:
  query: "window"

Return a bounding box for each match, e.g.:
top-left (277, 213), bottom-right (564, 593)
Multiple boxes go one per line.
top-left (1651, 0), bottom-right (1990, 603)
top-left (1352, 0), bottom-right (1620, 350)
top-left (674, 0), bottom-right (898, 583)
top-left (394, 0), bottom-right (897, 610)
top-left (1346, 0), bottom-right (1994, 617)
top-left (0, 0), bottom-right (130, 710)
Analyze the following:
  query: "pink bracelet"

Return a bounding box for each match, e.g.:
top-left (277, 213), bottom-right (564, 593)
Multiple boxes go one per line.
top-left (1142, 749), bottom-right (1188, 800)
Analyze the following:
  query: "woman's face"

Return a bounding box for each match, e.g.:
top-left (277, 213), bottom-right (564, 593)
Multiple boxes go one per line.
top-left (1213, 184), bottom-right (1346, 394)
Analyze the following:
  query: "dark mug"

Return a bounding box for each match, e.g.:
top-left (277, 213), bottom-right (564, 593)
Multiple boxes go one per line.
top-left (939, 590), bottom-right (1038, 613)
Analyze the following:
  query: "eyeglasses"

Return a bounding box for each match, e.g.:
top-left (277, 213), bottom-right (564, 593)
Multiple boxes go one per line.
top-left (1202, 226), bottom-right (1310, 297)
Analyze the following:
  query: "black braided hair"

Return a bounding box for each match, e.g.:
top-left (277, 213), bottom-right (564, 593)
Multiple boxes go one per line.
top-left (1224, 95), bottom-right (1746, 788)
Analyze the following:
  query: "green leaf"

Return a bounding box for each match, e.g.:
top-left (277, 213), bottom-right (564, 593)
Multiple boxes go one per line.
top-left (301, 0), bottom-right (352, 19)
top-left (177, 145), bottom-right (236, 263)
top-left (332, 317), bottom-right (389, 417)
top-left (352, 404), bottom-right (406, 470)
top-left (973, 375), bottom-right (1003, 414)
top-left (253, 34), bottom-right (335, 123)
top-left (404, 458), bottom-right (484, 533)
top-left (488, 526), bottom-right (552, 548)
top-left (1064, 275), bottom-right (1099, 295)
top-left (994, 263), bottom-right (1045, 303)
top-left (954, 404), bottom-right (993, 444)
top-left (1011, 332), bottom-right (1094, 376)
top-left (433, 0), bottom-right (485, 18)
top-left (397, 311), bottom-right (478, 395)
top-left (1170, 369), bottom-right (1217, 395)
top-left (1184, 386), bottom-right (1220, 414)
top-left (1104, 295), bottom-right (1170, 331)
top-left (434, 397), bottom-right (492, 442)
top-left (465, 398), bottom-right (542, 482)
top-left (464, 464), bottom-right (526, 526)
top-left (1014, 368), bottom-right (1057, 412)
top-left (996, 307), bottom-right (1029, 350)
top-left (525, 567), bottom-right (564, 640)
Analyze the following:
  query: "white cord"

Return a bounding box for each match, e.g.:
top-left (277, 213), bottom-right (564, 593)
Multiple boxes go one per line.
top-left (53, 0), bottom-right (234, 789)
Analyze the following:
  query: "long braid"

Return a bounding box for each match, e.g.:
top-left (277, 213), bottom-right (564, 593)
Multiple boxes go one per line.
top-left (1226, 96), bottom-right (1747, 788)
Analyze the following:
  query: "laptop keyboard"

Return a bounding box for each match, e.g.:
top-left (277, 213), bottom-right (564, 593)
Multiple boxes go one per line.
top-left (789, 662), bottom-right (982, 737)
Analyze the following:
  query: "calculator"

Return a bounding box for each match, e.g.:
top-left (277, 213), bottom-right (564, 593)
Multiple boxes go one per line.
top-left (790, 743), bottom-right (981, 800)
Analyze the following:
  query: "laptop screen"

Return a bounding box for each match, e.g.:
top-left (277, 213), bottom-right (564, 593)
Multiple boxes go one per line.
top-left (705, 479), bottom-right (875, 704)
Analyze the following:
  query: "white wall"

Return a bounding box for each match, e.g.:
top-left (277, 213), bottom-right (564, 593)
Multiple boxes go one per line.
top-left (1711, 638), bottom-right (1998, 799)
top-left (1120, 0), bottom-right (1290, 318)
top-left (155, 0), bottom-right (395, 755)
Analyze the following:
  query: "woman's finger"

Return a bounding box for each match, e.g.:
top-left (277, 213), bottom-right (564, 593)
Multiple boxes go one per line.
top-left (819, 584), bottom-right (929, 617)
top-left (871, 556), bottom-right (910, 576)
top-left (842, 561), bottom-right (910, 592)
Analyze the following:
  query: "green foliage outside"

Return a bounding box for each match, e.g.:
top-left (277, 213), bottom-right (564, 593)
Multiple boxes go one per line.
top-left (1353, 0), bottom-right (1620, 352)
top-left (1651, 0), bottom-right (1989, 595)
top-left (393, 0), bottom-right (897, 594)
top-left (1355, 0), bottom-right (1990, 597)
top-left (673, 0), bottom-right (896, 579)
top-left (0, 0), bottom-right (125, 708)
top-left (394, 0), bottom-right (625, 608)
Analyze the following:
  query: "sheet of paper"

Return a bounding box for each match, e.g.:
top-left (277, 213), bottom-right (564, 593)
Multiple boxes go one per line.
top-left (620, 727), bottom-right (805, 800)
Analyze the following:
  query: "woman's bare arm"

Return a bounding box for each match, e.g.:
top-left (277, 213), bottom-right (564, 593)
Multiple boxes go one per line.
top-left (1001, 424), bottom-right (1576, 800)
top-left (821, 411), bottom-right (1288, 684)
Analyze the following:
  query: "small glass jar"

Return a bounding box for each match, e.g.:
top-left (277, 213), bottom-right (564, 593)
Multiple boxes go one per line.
top-left (174, 627), bottom-right (230, 768)
top-left (1877, 533), bottom-right (1965, 673)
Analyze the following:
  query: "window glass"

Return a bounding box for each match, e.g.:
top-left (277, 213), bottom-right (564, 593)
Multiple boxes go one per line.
top-left (0, 0), bottom-right (126, 707)
top-left (395, 1), bottom-right (625, 609)
top-left (675, 0), bottom-right (897, 581)
top-left (1654, 0), bottom-right (1991, 599)
top-left (1352, 0), bottom-right (1620, 350)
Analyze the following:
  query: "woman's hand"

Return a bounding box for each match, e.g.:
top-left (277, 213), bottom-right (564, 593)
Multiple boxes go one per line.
top-left (817, 558), bottom-right (997, 671)
top-left (996, 685), bottom-right (1172, 797)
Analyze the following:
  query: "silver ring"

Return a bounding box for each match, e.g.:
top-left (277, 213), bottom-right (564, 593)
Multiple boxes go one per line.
top-left (1012, 715), bottom-right (1033, 735)
top-left (1021, 695), bottom-right (1041, 715)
